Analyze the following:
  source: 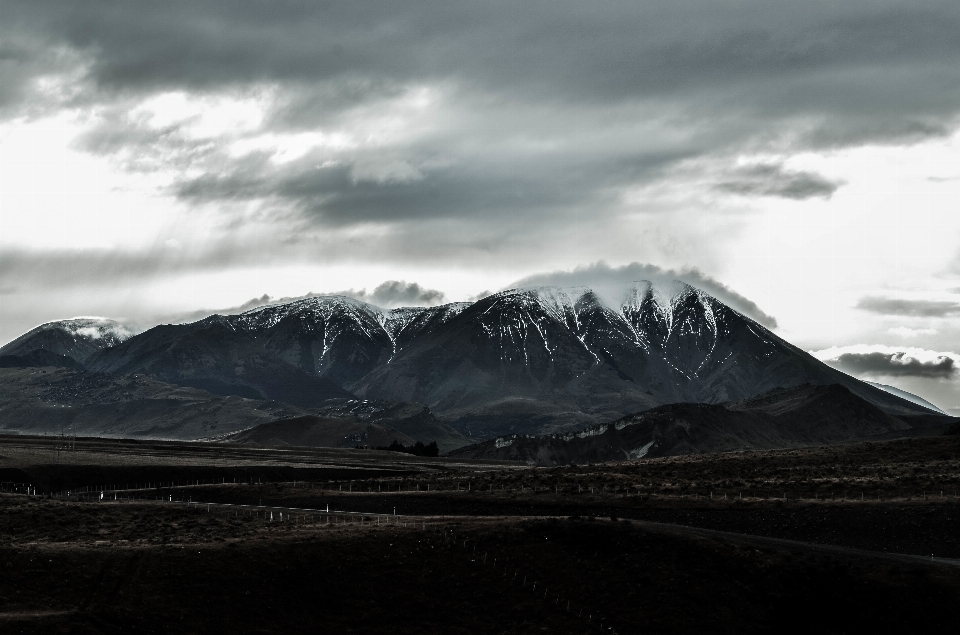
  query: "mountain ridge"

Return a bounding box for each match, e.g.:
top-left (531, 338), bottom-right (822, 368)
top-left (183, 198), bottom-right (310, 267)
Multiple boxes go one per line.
top-left (2, 281), bottom-right (942, 442)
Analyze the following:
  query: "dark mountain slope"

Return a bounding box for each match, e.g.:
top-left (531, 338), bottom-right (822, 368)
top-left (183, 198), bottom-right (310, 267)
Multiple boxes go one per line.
top-left (59, 282), bottom-right (940, 440)
top-left (353, 284), bottom-right (936, 437)
top-left (0, 367), bottom-right (302, 440)
top-left (87, 315), bottom-right (354, 407)
top-left (234, 297), bottom-right (394, 386)
top-left (451, 384), bottom-right (955, 465)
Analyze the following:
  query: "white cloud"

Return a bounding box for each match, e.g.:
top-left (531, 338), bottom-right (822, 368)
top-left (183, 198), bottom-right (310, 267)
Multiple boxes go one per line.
top-left (131, 90), bottom-right (267, 139)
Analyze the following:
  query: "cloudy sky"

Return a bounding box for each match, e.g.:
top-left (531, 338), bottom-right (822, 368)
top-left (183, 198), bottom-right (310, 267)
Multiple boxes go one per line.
top-left (1, 1), bottom-right (959, 412)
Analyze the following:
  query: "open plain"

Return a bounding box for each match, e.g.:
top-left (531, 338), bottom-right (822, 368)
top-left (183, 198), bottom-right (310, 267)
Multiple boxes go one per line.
top-left (1, 433), bottom-right (959, 634)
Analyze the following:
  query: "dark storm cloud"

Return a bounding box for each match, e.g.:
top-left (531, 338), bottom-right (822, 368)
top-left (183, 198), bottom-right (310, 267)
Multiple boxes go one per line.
top-left (0, 245), bottom-right (272, 289)
top-left (7, 1), bottom-right (960, 117)
top-left (71, 106), bottom-right (211, 170)
top-left (173, 154), bottom-right (640, 225)
top-left (0, 31), bottom-right (81, 117)
top-left (367, 281), bottom-right (445, 307)
top-left (829, 352), bottom-right (956, 378)
top-left (716, 164), bottom-right (841, 200)
top-left (4, 1), bottom-right (960, 261)
top-left (856, 296), bottom-right (960, 317)
top-left (322, 282), bottom-right (447, 308)
top-left (511, 262), bottom-right (778, 329)
top-left (4, 8), bottom-right (960, 148)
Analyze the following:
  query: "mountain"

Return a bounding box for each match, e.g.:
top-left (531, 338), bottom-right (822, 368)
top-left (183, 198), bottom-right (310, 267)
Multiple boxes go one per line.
top-left (86, 312), bottom-right (355, 408)
top-left (29, 281), bottom-right (941, 440)
top-left (84, 296), bottom-right (474, 408)
top-left (0, 317), bottom-right (133, 364)
top-left (451, 384), bottom-right (958, 465)
top-left (351, 283), bottom-right (937, 436)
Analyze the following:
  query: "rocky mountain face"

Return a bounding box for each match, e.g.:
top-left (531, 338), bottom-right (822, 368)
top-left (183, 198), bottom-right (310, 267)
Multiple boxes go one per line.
top-left (82, 296), bottom-right (471, 410)
top-left (451, 384), bottom-right (959, 465)
top-left (83, 313), bottom-right (356, 408)
top-left (3, 281), bottom-right (941, 444)
top-left (352, 283), bottom-right (937, 436)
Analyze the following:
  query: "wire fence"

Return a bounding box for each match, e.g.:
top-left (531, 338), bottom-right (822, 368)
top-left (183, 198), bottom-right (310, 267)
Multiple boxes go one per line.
top-left (9, 477), bottom-right (960, 633)
top-left (3, 481), bottom-right (625, 633)
top-left (12, 474), bottom-right (960, 504)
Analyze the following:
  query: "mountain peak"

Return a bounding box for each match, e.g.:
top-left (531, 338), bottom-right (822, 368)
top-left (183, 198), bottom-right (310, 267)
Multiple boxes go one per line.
top-left (19, 278), bottom-right (935, 443)
top-left (0, 317), bottom-right (134, 363)
top-left (234, 295), bottom-right (383, 332)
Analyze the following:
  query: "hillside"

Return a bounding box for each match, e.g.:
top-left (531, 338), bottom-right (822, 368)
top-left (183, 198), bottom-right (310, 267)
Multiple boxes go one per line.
top-left (2, 281), bottom-right (941, 442)
top-left (452, 384), bottom-right (957, 464)
top-left (227, 401), bottom-right (471, 452)
top-left (0, 367), bottom-right (302, 440)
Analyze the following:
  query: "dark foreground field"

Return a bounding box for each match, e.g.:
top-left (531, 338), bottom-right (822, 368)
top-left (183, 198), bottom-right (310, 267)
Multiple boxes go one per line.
top-left (2, 434), bottom-right (959, 634)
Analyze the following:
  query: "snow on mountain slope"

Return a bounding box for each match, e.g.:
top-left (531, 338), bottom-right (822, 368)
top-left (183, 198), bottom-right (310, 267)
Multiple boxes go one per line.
top-left (41, 280), bottom-right (937, 440)
top-left (235, 295), bottom-right (384, 337)
top-left (233, 296), bottom-right (469, 353)
top-left (466, 282), bottom-right (761, 381)
top-left (385, 303), bottom-right (470, 350)
top-left (0, 317), bottom-right (134, 363)
top-left (349, 283), bottom-right (761, 434)
top-left (352, 281), bottom-right (937, 437)
top-left (382, 306), bottom-right (428, 340)
top-left (222, 296), bottom-right (391, 388)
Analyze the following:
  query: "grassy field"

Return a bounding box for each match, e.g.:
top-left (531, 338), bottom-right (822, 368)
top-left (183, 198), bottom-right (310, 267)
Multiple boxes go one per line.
top-left (1, 433), bottom-right (959, 634)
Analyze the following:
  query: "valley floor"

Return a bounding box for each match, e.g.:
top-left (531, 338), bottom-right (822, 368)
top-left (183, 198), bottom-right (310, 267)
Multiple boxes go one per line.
top-left (1, 434), bottom-right (959, 634)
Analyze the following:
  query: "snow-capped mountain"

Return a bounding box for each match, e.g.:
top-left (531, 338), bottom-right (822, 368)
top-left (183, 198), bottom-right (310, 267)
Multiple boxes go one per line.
top-left (77, 281), bottom-right (940, 437)
top-left (0, 317), bottom-right (134, 364)
top-left (350, 283), bottom-right (934, 436)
